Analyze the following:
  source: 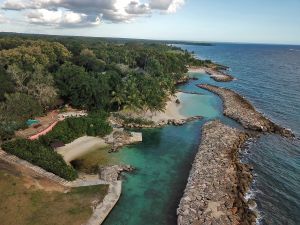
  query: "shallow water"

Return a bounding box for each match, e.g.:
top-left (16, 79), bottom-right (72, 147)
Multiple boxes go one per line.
top-left (103, 72), bottom-right (224, 225)
top-left (179, 43), bottom-right (300, 225)
top-left (101, 43), bottom-right (300, 225)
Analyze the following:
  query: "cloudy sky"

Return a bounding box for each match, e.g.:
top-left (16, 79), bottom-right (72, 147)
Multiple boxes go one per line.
top-left (0, 0), bottom-right (299, 44)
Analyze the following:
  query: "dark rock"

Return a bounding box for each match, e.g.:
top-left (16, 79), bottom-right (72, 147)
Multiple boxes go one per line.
top-left (198, 84), bottom-right (294, 138)
top-left (177, 121), bottom-right (257, 225)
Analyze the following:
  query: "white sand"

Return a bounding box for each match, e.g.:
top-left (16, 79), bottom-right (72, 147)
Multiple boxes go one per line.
top-left (188, 67), bottom-right (207, 73)
top-left (188, 67), bottom-right (232, 81)
top-left (56, 136), bottom-right (108, 163)
top-left (141, 92), bottom-right (186, 123)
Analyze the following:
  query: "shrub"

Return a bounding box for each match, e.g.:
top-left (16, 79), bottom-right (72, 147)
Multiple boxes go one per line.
top-left (86, 117), bottom-right (112, 136)
top-left (1, 111), bottom-right (111, 180)
top-left (40, 112), bottom-right (112, 147)
top-left (114, 113), bottom-right (154, 126)
top-left (0, 121), bottom-right (27, 142)
top-left (40, 119), bottom-right (83, 146)
top-left (1, 139), bottom-right (78, 181)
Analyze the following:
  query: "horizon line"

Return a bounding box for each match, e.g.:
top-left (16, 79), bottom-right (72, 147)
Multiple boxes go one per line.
top-left (1, 31), bottom-right (300, 46)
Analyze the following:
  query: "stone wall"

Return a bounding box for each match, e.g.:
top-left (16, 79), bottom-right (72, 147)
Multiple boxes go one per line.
top-left (177, 121), bottom-right (256, 225)
top-left (198, 84), bottom-right (294, 138)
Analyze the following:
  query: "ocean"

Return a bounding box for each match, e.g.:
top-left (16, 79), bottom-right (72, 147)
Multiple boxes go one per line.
top-left (102, 43), bottom-right (300, 225)
top-left (179, 43), bottom-right (300, 225)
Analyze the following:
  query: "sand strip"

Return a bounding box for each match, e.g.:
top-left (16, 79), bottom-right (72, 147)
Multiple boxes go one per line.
top-left (56, 136), bottom-right (109, 163)
top-left (110, 92), bottom-right (202, 128)
top-left (188, 67), bottom-right (234, 82)
top-left (139, 92), bottom-right (186, 122)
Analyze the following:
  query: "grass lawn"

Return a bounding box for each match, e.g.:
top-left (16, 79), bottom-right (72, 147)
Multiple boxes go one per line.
top-left (0, 168), bottom-right (108, 225)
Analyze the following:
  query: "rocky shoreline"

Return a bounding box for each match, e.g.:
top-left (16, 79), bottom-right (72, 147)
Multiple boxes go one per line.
top-left (178, 90), bottom-right (203, 95)
top-left (109, 114), bottom-right (202, 129)
top-left (99, 165), bottom-right (135, 182)
top-left (188, 66), bottom-right (234, 82)
top-left (177, 120), bottom-right (256, 225)
top-left (104, 128), bottom-right (142, 152)
top-left (198, 84), bottom-right (294, 138)
top-left (205, 68), bottom-right (234, 82)
top-left (176, 75), bottom-right (199, 85)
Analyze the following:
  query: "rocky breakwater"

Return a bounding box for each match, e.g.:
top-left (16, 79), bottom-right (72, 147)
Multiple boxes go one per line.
top-left (198, 84), bottom-right (294, 138)
top-left (205, 68), bottom-right (234, 82)
top-left (177, 120), bottom-right (256, 225)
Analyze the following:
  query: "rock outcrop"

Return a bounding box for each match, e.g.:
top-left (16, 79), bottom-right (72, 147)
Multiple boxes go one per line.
top-left (177, 121), bottom-right (256, 225)
top-left (109, 114), bottom-right (202, 129)
top-left (205, 68), bottom-right (234, 82)
top-left (198, 84), bottom-right (294, 138)
top-left (104, 128), bottom-right (142, 152)
top-left (99, 165), bottom-right (134, 182)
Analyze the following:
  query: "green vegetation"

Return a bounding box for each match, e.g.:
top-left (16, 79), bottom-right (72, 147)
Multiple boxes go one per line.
top-left (113, 113), bottom-right (155, 126)
top-left (40, 112), bottom-right (112, 146)
top-left (1, 111), bottom-right (112, 180)
top-left (0, 169), bottom-right (108, 225)
top-left (0, 34), bottom-right (210, 139)
top-left (1, 139), bottom-right (78, 180)
top-left (0, 33), bottom-right (215, 177)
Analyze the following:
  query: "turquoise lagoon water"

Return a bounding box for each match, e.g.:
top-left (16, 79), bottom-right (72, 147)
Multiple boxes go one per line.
top-left (104, 43), bottom-right (300, 225)
top-left (103, 72), bottom-right (223, 225)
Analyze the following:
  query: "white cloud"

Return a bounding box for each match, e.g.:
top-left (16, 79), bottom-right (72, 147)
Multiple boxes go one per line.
top-left (2, 0), bottom-right (30, 10)
top-left (27, 9), bottom-right (101, 27)
top-left (166, 0), bottom-right (185, 13)
top-left (150, 0), bottom-right (185, 13)
top-left (125, 1), bottom-right (151, 15)
top-left (2, 0), bottom-right (185, 27)
top-left (0, 12), bottom-right (9, 23)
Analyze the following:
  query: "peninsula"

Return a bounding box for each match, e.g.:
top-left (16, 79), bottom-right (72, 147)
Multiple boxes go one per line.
top-left (0, 33), bottom-right (295, 225)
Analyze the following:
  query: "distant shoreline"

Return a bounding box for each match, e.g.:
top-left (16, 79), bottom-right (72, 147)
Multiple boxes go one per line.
top-left (188, 66), bottom-right (234, 82)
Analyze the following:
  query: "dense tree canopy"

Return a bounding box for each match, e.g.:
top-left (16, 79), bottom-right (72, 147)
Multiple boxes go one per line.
top-left (0, 33), bottom-right (214, 141)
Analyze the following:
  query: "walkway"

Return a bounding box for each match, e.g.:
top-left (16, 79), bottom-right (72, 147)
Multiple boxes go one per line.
top-left (0, 149), bottom-right (121, 225)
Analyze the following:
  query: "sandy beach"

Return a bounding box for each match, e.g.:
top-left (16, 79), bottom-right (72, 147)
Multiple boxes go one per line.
top-left (114, 92), bottom-right (186, 124)
top-left (56, 136), bottom-right (109, 163)
top-left (188, 66), bottom-right (234, 82)
top-left (142, 92), bottom-right (186, 123)
top-left (187, 67), bottom-right (207, 73)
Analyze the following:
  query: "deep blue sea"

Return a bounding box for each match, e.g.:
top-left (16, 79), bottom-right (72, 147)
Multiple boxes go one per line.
top-left (101, 43), bottom-right (300, 225)
top-left (179, 43), bottom-right (300, 225)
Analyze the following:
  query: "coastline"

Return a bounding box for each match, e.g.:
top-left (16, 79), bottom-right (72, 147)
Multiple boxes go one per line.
top-left (109, 92), bottom-right (202, 128)
top-left (177, 120), bottom-right (256, 225)
top-left (198, 84), bottom-right (294, 138)
top-left (188, 66), bottom-right (234, 82)
top-left (144, 92), bottom-right (186, 123)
